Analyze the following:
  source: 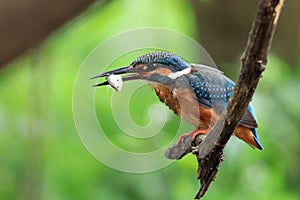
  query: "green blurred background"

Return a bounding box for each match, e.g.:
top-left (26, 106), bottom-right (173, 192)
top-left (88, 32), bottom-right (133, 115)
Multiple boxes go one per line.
top-left (1, 0), bottom-right (300, 199)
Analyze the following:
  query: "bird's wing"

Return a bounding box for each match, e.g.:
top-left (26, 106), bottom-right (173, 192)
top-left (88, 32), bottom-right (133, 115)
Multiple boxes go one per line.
top-left (187, 64), bottom-right (234, 110)
top-left (188, 64), bottom-right (258, 128)
top-left (240, 104), bottom-right (258, 128)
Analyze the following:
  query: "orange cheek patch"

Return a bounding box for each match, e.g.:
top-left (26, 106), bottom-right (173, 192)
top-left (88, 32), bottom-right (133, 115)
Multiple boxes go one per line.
top-left (154, 68), bottom-right (173, 76)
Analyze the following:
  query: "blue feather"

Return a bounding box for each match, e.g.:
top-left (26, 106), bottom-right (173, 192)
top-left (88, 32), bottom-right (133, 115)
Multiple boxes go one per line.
top-left (250, 128), bottom-right (264, 150)
top-left (247, 104), bottom-right (264, 149)
top-left (133, 52), bottom-right (189, 71)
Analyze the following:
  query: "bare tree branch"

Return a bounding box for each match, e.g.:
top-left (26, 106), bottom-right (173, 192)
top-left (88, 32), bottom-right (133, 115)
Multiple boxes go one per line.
top-left (165, 0), bottom-right (285, 199)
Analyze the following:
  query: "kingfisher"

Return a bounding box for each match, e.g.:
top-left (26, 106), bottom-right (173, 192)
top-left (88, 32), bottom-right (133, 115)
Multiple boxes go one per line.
top-left (91, 52), bottom-right (263, 150)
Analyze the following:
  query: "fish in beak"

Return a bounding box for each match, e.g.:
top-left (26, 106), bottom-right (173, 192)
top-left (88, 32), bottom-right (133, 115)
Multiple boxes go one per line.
top-left (90, 65), bottom-right (146, 91)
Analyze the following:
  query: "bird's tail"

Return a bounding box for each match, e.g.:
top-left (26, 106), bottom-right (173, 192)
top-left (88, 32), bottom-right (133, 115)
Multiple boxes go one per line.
top-left (234, 126), bottom-right (264, 150)
top-left (250, 128), bottom-right (264, 150)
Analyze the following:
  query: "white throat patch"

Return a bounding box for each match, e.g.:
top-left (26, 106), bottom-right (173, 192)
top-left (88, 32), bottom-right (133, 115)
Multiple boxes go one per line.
top-left (168, 67), bottom-right (191, 79)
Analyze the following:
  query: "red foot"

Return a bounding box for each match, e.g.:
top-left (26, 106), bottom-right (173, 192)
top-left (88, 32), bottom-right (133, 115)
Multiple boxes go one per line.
top-left (178, 128), bottom-right (210, 143)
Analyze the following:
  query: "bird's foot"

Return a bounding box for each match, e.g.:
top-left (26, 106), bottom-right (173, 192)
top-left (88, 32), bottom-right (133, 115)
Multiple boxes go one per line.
top-left (191, 146), bottom-right (199, 154)
top-left (178, 128), bottom-right (210, 143)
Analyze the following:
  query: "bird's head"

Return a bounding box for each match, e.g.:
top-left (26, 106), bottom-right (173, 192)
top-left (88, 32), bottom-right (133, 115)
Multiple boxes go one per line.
top-left (91, 52), bottom-right (190, 87)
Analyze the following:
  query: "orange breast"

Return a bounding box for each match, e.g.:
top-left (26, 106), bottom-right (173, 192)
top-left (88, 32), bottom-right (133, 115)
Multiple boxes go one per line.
top-left (150, 84), bottom-right (218, 129)
top-left (150, 84), bottom-right (181, 116)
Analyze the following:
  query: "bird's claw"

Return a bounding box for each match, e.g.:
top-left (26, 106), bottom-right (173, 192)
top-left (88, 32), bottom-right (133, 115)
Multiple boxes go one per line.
top-left (192, 146), bottom-right (199, 154)
top-left (178, 128), bottom-right (209, 144)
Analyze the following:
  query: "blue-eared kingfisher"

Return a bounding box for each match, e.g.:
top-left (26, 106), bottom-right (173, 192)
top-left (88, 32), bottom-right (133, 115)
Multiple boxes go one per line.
top-left (91, 52), bottom-right (263, 150)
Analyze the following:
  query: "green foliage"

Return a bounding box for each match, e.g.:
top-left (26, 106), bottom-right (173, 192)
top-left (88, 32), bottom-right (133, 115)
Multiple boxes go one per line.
top-left (0, 0), bottom-right (299, 199)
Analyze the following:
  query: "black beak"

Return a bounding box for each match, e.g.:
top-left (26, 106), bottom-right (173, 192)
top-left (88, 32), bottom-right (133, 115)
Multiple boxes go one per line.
top-left (91, 65), bottom-right (141, 87)
top-left (90, 65), bottom-right (133, 79)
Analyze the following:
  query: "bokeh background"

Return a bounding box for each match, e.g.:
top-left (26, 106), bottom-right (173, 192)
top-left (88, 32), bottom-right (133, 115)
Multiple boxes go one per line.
top-left (1, 0), bottom-right (299, 200)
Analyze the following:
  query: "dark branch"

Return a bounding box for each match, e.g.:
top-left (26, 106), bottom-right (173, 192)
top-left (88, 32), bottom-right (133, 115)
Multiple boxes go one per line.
top-left (165, 0), bottom-right (284, 199)
top-left (165, 134), bottom-right (206, 160)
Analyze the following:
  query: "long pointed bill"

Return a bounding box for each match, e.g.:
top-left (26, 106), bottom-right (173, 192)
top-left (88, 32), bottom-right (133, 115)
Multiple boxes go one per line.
top-left (91, 65), bottom-right (145, 89)
top-left (92, 80), bottom-right (110, 87)
top-left (90, 65), bottom-right (133, 79)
